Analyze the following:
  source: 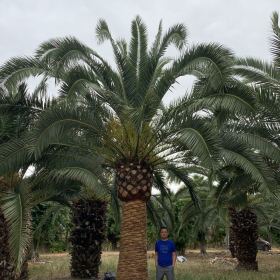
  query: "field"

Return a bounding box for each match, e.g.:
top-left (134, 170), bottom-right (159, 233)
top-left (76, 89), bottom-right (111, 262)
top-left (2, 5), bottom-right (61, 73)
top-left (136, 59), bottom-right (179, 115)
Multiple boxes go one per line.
top-left (29, 249), bottom-right (280, 280)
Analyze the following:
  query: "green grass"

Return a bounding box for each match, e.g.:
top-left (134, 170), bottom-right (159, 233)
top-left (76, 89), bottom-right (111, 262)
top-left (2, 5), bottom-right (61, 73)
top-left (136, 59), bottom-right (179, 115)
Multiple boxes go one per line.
top-left (29, 250), bottom-right (280, 280)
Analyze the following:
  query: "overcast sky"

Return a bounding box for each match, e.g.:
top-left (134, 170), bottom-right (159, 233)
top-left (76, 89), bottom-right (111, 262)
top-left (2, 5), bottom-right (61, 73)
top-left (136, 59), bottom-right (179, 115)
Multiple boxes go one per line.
top-left (1, 0), bottom-right (279, 63)
top-left (1, 0), bottom-right (279, 100)
top-left (1, 0), bottom-right (279, 191)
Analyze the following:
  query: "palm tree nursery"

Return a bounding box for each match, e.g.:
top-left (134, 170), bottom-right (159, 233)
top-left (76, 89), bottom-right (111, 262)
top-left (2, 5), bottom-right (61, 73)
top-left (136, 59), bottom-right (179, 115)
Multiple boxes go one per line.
top-left (0, 11), bottom-right (280, 280)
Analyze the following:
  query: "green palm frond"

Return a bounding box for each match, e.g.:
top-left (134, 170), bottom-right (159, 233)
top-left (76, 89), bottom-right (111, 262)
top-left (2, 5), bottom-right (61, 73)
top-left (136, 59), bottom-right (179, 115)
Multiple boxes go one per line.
top-left (0, 138), bottom-right (33, 175)
top-left (177, 117), bottom-right (220, 168)
top-left (153, 170), bottom-right (171, 199)
top-left (165, 165), bottom-right (199, 207)
top-left (0, 182), bottom-right (33, 274)
top-left (271, 11), bottom-right (280, 68)
top-left (219, 147), bottom-right (272, 190)
top-left (226, 131), bottom-right (280, 163)
top-left (154, 23), bottom-right (187, 59)
top-left (0, 57), bottom-right (49, 93)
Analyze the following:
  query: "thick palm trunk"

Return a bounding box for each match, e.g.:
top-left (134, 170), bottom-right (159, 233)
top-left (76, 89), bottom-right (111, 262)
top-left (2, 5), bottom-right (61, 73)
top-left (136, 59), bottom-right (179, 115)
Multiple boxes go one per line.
top-left (117, 200), bottom-right (148, 280)
top-left (0, 208), bottom-right (16, 280)
top-left (116, 160), bottom-right (152, 280)
top-left (229, 207), bottom-right (258, 270)
top-left (70, 199), bottom-right (107, 279)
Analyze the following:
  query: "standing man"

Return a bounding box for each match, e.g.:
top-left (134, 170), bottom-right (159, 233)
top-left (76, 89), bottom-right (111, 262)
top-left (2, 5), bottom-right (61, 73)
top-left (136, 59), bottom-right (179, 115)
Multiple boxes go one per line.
top-left (155, 227), bottom-right (176, 280)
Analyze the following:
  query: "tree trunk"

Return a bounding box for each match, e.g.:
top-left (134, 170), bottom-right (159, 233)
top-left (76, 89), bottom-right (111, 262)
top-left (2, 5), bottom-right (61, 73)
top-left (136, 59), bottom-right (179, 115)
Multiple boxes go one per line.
top-left (117, 200), bottom-right (148, 280)
top-left (116, 160), bottom-right (152, 280)
top-left (70, 199), bottom-right (107, 279)
top-left (229, 227), bottom-right (236, 258)
top-left (198, 231), bottom-right (207, 256)
top-left (229, 207), bottom-right (258, 270)
top-left (0, 208), bottom-right (16, 280)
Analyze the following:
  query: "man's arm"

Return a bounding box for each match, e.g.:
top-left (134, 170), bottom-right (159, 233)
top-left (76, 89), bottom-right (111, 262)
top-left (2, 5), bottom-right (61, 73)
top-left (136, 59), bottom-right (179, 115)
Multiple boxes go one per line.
top-left (172, 251), bottom-right (176, 267)
top-left (155, 241), bottom-right (158, 267)
top-left (155, 252), bottom-right (158, 267)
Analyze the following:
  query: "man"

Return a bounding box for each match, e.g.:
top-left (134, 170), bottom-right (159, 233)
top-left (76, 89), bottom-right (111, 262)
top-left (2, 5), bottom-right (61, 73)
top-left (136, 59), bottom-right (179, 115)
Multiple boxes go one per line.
top-left (155, 227), bottom-right (176, 280)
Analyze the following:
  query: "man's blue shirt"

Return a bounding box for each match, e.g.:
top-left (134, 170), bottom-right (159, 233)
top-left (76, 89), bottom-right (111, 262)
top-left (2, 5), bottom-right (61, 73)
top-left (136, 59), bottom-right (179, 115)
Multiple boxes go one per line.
top-left (155, 239), bottom-right (176, 267)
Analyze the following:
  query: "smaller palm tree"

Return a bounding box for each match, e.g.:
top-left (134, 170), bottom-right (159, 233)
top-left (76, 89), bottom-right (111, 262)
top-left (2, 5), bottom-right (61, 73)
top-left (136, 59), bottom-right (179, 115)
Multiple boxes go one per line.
top-left (0, 83), bottom-right (50, 279)
top-left (178, 175), bottom-right (226, 256)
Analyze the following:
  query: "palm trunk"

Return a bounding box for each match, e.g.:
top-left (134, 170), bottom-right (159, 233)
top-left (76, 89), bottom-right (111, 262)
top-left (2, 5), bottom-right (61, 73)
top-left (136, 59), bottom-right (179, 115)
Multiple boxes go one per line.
top-left (116, 160), bottom-right (152, 280)
top-left (117, 200), bottom-right (148, 280)
top-left (228, 207), bottom-right (237, 258)
top-left (70, 199), bottom-right (107, 279)
top-left (198, 231), bottom-right (207, 256)
top-left (229, 227), bottom-right (236, 258)
top-left (230, 207), bottom-right (258, 270)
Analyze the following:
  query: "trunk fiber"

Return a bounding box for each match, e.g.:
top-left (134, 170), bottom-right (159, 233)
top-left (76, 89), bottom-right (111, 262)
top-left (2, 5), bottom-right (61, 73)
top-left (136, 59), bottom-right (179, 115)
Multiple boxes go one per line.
top-left (230, 207), bottom-right (258, 270)
top-left (70, 199), bottom-right (107, 279)
top-left (117, 200), bottom-right (148, 280)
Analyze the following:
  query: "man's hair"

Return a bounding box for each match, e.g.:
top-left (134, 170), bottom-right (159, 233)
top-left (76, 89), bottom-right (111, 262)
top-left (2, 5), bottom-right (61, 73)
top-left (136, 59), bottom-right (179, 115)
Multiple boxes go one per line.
top-left (160, 226), bottom-right (168, 232)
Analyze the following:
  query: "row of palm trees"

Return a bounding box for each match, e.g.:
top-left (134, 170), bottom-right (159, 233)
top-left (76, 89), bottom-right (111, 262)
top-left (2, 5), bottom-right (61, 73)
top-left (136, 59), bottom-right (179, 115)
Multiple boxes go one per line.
top-left (0, 11), bottom-right (280, 280)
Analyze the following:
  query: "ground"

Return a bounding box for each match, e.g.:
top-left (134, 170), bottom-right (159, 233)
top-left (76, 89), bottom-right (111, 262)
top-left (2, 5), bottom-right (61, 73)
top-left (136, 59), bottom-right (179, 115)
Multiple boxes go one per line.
top-left (29, 249), bottom-right (280, 280)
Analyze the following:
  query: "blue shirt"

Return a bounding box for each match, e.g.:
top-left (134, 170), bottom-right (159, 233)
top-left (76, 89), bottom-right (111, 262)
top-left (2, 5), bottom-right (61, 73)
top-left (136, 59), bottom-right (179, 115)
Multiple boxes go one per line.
top-left (155, 239), bottom-right (176, 267)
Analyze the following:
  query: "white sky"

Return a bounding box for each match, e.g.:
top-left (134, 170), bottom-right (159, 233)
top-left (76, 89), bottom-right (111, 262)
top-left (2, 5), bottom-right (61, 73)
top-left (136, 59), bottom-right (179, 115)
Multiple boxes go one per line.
top-left (1, 0), bottom-right (279, 100)
top-left (0, 0), bottom-right (278, 62)
top-left (1, 0), bottom-right (279, 192)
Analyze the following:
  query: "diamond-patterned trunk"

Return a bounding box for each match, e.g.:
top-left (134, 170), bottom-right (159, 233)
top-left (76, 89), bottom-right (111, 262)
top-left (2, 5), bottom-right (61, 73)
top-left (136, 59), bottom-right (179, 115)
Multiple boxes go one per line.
top-left (117, 200), bottom-right (148, 280)
top-left (116, 160), bottom-right (153, 280)
top-left (229, 207), bottom-right (258, 270)
top-left (116, 161), bottom-right (153, 202)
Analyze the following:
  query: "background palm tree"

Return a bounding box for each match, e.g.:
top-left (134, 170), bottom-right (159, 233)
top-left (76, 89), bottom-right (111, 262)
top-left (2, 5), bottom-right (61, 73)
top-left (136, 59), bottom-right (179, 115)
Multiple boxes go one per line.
top-left (0, 83), bottom-right (49, 279)
top-left (177, 175), bottom-right (225, 256)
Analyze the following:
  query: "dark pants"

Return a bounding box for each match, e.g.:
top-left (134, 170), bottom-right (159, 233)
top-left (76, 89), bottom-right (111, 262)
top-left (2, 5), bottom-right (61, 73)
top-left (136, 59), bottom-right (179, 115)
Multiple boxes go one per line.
top-left (156, 265), bottom-right (175, 280)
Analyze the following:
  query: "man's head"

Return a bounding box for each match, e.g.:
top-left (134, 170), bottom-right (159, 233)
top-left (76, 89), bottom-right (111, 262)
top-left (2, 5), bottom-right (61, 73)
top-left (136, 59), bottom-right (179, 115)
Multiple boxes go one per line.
top-left (160, 226), bottom-right (169, 240)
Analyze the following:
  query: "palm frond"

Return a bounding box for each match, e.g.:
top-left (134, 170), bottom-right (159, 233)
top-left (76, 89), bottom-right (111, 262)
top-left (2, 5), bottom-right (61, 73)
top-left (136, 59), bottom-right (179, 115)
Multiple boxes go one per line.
top-left (0, 182), bottom-right (33, 274)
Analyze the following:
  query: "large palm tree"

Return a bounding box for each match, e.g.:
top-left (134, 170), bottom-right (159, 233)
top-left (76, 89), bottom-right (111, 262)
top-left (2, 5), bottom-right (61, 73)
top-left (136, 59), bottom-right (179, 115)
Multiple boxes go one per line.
top-left (0, 17), bottom-right (249, 279)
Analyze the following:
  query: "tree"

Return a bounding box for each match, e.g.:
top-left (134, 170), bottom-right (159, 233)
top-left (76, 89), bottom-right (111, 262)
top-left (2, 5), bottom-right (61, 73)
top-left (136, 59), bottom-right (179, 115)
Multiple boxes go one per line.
top-left (33, 150), bottom-right (113, 279)
top-left (0, 16), bottom-right (237, 279)
top-left (0, 83), bottom-right (49, 279)
top-left (177, 175), bottom-right (226, 256)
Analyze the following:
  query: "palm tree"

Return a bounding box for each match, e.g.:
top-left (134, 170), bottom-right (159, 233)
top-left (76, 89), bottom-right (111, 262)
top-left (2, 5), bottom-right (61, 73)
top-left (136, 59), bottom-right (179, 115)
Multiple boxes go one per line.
top-left (0, 83), bottom-right (49, 279)
top-left (33, 148), bottom-right (114, 279)
top-left (0, 78), bottom-right (113, 279)
top-left (223, 12), bottom-right (280, 269)
top-left (0, 16), bottom-right (237, 279)
top-left (215, 155), bottom-right (278, 271)
top-left (178, 175), bottom-right (225, 256)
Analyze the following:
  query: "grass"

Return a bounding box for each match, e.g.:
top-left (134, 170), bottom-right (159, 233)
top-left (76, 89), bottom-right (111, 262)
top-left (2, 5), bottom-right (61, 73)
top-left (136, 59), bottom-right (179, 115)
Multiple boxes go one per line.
top-left (29, 249), bottom-right (280, 280)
